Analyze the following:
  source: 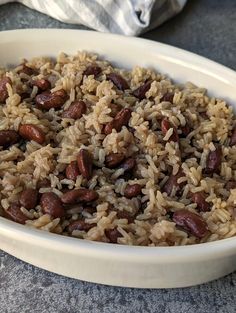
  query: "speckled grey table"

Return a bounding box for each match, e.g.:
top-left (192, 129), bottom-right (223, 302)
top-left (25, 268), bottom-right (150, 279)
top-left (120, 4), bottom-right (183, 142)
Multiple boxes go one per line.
top-left (0, 1), bottom-right (236, 312)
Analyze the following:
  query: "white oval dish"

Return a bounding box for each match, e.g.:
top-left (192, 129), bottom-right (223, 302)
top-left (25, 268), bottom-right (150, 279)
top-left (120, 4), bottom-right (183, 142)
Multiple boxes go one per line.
top-left (0, 29), bottom-right (236, 288)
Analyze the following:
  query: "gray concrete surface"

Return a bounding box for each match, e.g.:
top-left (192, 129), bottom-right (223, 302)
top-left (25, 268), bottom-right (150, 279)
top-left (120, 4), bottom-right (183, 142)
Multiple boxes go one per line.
top-left (0, 1), bottom-right (236, 312)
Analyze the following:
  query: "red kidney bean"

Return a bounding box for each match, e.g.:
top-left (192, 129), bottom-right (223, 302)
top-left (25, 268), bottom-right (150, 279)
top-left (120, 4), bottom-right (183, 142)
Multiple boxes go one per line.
top-left (160, 92), bottom-right (174, 103)
top-left (114, 108), bottom-right (131, 125)
top-left (162, 169), bottom-right (185, 196)
top-left (173, 209), bottom-right (208, 238)
top-left (229, 128), bottom-right (236, 146)
top-left (61, 100), bottom-right (86, 119)
top-left (4, 203), bottom-right (29, 224)
top-left (35, 89), bottom-right (68, 110)
top-left (104, 108), bottom-right (131, 135)
top-left (77, 149), bottom-right (93, 180)
top-left (116, 210), bottom-right (134, 223)
top-left (68, 220), bottom-right (96, 233)
top-left (124, 184), bottom-right (142, 198)
top-left (105, 153), bottom-right (125, 168)
top-left (107, 73), bottom-right (129, 91)
top-left (0, 130), bottom-right (20, 148)
top-left (161, 118), bottom-right (179, 142)
top-left (61, 189), bottom-right (99, 204)
top-left (31, 78), bottom-right (51, 91)
top-left (40, 192), bottom-right (65, 218)
top-left (109, 102), bottom-right (123, 117)
top-left (65, 161), bottom-right (80, 181)
top-left (190, 192), bottom-right (211, 212)
top-left (83, 65), bottom-right (102, 77)
top-left (225, 181), bottom-right (236, 191)
top-left (105, 228), bottom-right (122, 243)
top-left (19, 188), bottom-right (38, 210)
top-left (54, 89), bottom-right (68, 99)
top-left (120, 157), bottom-right (136, 172)
top-left (19, 124), bottom-right (45, 144)
top-left (205, 146), bottom-right (222, 174)
top-left (19, 64), bottom-right (36, 76)
top-left (133, 80), bottom-right (151, 100)
top-left (0, 77), bottom-right (11, 103)
top-left (37, 178), bottom-right (51, 189)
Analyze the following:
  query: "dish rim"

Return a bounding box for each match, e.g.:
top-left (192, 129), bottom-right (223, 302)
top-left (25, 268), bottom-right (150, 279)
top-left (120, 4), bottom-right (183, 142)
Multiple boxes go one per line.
top-left (1, 217), bottom-right (236, 262)
top-left (0, 28), bottom-right (236, 260)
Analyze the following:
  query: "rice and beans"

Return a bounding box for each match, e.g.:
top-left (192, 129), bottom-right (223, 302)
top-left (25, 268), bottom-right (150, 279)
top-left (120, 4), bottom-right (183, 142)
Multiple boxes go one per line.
top-left (0, 52), bottom-right (236, 246)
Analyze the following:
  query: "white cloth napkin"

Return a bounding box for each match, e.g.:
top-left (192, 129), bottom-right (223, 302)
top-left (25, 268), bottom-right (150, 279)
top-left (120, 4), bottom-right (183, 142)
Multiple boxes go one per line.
top-left (1, 0), bottom-right (187, 36)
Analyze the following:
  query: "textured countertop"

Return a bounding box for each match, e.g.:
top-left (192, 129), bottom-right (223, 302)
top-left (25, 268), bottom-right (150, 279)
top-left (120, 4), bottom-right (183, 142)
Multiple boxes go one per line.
top-left (0, 1), bottom-right (236, 312)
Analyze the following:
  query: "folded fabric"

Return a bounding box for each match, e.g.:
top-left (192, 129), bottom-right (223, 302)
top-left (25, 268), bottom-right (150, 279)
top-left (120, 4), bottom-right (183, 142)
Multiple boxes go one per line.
top-left (0, 0), bottom-right (187, 36)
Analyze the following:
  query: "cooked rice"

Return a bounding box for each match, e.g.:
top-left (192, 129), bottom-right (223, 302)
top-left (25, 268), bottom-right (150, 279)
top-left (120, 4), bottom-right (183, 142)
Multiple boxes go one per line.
top-left (0, 51), bottom-right (236, 246)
